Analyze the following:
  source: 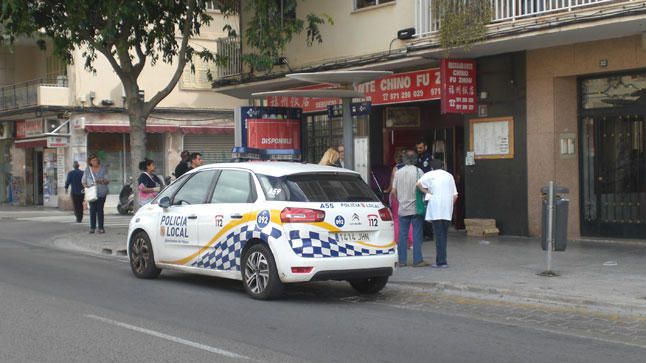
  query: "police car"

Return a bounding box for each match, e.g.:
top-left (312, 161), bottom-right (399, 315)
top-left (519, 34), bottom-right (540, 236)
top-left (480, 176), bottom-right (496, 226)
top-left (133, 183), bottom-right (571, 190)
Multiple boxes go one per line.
top-left (127, 162), bottom-right (396, 299)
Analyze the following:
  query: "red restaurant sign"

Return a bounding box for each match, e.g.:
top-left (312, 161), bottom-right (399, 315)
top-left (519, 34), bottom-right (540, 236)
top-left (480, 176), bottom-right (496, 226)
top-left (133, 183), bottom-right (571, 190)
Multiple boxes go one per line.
top-left (267, 68), bottom-right (442, 113)
top-left (440, 59), bottom-right (477, 114)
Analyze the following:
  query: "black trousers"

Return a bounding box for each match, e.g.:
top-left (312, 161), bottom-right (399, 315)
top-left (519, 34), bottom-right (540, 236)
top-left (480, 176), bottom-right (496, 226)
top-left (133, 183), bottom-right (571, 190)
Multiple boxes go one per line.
top-left (71, 193), bottom-right (84, 222)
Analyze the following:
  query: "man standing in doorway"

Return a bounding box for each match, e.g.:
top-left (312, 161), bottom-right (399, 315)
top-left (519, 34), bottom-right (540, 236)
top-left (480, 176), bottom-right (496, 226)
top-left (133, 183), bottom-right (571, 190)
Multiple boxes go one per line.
top-left (65, 161), bottom-right (84, 223)
top-left (392, 150), bottom-right (427, 267)
top-left (417, 159), bottom-right (458, 268)
top-left (415, 139), bottom-right (432, 173)
top-left (415, 138), bottom-right (434, 239)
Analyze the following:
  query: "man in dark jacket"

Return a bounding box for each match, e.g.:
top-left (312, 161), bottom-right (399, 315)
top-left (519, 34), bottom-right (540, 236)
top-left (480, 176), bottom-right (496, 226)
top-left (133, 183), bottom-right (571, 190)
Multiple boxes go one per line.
top-left (174, 150), bottom-right (191, 178)
top-left (65, 161), bottom-right (84, 222)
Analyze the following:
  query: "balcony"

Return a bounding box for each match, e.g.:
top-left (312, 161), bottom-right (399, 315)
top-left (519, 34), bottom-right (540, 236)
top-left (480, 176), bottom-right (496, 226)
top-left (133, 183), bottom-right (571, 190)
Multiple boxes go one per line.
top-left (416, 0), bottom-right (642, 37)
top-left (215, 37), bottom-right (241, 80)
top-left (0, 75), bottom-right (70, 111)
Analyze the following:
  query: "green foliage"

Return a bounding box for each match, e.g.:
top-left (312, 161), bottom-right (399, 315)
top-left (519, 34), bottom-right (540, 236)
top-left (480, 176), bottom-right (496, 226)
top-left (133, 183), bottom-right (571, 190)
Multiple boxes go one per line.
top-left (0, 0), bottom-right (215, 110)
top-left (225, 0), bottom-right (332, 73)
top-left (433, 0), bottom-right (492, 52)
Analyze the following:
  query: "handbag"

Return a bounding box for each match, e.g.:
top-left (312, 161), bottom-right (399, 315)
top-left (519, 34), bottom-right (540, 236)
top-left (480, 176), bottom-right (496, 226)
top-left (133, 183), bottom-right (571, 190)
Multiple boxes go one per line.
top-left (415, 169), bottom-right (426, 215)
top-left (85, 168), bottom-right (98, 202)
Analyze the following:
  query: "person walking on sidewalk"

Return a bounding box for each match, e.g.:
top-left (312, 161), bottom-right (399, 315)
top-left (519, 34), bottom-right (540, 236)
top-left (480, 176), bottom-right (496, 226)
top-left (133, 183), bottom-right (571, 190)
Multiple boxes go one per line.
top-left (417, 159), bottom-right (458, 268)
top-left (82, 153), bottom-right (110, 234)
top-left (392, 150), bottom-right (427, 267)
top-left (65, 161), bottom-right (84, 223)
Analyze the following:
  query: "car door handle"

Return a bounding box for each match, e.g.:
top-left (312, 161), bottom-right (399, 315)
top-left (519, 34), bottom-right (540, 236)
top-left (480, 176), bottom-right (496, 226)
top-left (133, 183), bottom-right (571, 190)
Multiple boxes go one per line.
top-left (230, 213), bottom-right (243, 219)
top-left (188, 215), bottom-right (198, 219)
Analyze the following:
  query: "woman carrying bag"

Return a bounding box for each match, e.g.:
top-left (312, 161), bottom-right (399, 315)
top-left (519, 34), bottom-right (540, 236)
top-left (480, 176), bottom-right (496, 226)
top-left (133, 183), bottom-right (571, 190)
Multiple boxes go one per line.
top-left (82, 153), bottom-right (109, 234)
top-left (137, 159), bottom-right (164, 207)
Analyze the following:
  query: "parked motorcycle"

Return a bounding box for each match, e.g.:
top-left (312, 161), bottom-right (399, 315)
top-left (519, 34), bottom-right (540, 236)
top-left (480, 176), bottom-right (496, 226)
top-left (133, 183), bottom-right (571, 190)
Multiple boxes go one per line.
top-left (117, 178), bottom-right (134, 215)
top-left (117, 176), bottom-right (171, 215)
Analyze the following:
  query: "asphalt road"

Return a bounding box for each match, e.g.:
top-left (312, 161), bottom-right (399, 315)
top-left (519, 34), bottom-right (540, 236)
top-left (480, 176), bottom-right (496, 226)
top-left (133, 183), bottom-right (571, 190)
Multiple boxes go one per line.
top-left (1, 219), bottom-right (644, 362)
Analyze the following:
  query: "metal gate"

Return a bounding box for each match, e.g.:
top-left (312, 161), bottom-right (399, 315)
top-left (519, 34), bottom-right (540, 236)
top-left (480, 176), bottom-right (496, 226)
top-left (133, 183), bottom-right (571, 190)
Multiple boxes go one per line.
top-left (183, 134), bottom-right (234, 164)
top-left (581, 112), bottom-right (646, 238)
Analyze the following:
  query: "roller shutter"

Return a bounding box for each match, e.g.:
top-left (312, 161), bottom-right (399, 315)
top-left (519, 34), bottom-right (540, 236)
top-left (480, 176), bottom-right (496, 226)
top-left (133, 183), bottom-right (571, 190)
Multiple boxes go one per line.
top-left (183, 134), bottom-right (234, 164)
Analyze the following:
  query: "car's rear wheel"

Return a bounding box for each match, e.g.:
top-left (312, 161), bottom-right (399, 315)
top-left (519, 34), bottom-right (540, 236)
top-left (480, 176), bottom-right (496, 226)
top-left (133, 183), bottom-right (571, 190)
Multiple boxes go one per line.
top-left (242, 244), bottom-right (283, 300)
top-left (349, 276), bottom-right (389, 294)
top-left (129, 231), bottom-right (161, 279)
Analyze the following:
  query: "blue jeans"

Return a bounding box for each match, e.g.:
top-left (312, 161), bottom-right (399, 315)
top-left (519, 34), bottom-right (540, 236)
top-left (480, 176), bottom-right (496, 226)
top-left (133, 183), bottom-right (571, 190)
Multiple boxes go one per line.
top-left (89, 196), bottom-right (106, 230)
top-left (398, 214), bottom-right (423, 265)
top-left (431, 220), bottom-right (450, 265)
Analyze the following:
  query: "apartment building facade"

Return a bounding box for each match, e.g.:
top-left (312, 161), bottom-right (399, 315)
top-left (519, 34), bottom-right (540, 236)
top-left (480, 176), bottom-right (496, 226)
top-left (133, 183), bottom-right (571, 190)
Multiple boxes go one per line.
top-left (214, 0), bottom-right (646, 239)
top-left (0, 8), bottom-right (245, 209)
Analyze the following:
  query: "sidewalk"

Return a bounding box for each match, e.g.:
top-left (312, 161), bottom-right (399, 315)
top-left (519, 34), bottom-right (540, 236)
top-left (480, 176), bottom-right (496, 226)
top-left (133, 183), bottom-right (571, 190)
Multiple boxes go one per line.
top-left (391, 233), bottom-right (646, 316)
top-left (4, 205), bottom-right (645, 316)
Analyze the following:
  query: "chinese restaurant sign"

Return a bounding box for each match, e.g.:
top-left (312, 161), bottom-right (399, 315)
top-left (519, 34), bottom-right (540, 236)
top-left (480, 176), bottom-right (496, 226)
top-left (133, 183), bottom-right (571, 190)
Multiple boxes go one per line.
top-left (266, 68), bottom-right (442, 113)
top-left (440, 59), bottom-right (477, 114)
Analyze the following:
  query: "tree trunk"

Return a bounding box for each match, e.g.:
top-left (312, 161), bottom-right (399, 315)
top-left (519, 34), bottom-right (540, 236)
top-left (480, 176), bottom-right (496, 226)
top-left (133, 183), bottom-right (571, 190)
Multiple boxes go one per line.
top-left (128, 101), bottom-right (147, 211)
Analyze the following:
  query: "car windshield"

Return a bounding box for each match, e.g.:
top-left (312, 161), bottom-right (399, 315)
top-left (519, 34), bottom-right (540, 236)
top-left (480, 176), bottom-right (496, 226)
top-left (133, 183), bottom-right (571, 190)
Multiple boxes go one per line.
top-left (257, 173), bottom-right (379, 202)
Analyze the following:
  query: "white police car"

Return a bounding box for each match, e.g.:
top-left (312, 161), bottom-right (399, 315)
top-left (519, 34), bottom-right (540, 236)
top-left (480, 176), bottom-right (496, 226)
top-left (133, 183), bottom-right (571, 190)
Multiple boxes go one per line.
top-left (127, 162), bottom-right (396, 299)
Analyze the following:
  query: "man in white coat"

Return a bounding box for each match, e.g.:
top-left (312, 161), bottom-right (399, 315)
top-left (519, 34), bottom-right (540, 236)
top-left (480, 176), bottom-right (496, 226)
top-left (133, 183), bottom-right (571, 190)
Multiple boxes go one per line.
top-left (416, 159), bottom-right (458, 268)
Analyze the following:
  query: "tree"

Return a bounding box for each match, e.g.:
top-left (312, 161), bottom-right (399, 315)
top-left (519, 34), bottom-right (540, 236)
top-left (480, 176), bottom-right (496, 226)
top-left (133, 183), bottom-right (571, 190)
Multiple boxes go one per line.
top-left (433, 0), bottom-right (492, 53)
top-left (232, 0), bottom-right (333, 73)
top-left (0, 0), bottom-right (216, 207)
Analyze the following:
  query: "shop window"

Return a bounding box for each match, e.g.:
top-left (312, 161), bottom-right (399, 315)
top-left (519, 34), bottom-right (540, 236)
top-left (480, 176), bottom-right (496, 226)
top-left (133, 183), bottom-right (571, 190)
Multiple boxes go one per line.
top-left (87, 133), bottom-right (166, 195)
top-left (582, 73), bottom-right (646, 109)
top-left (354, 0), bottom-right (394, 10)
top-left (303, 114), bottom-right (368, 164)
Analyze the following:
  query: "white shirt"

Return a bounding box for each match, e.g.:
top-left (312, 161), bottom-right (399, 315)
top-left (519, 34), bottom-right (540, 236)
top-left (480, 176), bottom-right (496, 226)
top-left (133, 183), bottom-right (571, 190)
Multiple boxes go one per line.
top-left (418, 169), bottom-right (458, 221)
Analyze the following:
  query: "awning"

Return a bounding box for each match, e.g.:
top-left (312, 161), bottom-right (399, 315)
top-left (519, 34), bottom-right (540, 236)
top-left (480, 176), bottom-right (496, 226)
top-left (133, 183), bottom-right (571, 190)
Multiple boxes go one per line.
top-left (15, 138), bottom-right (47, 148)
top-left (180, 126), bottom-right (233, 135)
top-left (84, 124), bottom-right (179, 133)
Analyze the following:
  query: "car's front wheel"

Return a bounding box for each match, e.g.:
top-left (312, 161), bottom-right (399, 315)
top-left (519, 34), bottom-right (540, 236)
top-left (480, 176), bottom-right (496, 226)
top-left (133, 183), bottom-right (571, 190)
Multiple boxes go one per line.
top-left (241, 244), bottom-right (283, 300)
top-left (349, 276), bottom-right (389, 294)
top-left (129, 231), bottom-right (161, 279)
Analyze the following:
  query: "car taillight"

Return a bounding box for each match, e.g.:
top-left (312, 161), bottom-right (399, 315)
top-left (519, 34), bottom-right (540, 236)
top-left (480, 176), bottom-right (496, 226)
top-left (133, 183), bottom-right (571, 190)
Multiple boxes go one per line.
top-left (378, 207), bottom-right (393, 221)
top-left (291, 266), bottom-right (314, 274)
top-left (280, 207), bottom-right (326, 223)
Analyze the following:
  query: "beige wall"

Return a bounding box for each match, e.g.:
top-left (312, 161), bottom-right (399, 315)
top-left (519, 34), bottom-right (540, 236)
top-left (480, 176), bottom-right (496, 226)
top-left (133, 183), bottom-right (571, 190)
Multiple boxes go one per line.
top-left (526, 35), bottom-right (646, 238)
top-left (242, 0), bottom-right (415, 69)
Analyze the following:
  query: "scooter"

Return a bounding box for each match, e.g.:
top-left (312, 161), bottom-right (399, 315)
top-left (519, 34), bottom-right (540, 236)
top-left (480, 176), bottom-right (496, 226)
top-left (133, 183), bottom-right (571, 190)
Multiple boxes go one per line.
top-left (117, 176), bottom-right (172, 215)
top-left (117, 178), bottom-right (134, 215)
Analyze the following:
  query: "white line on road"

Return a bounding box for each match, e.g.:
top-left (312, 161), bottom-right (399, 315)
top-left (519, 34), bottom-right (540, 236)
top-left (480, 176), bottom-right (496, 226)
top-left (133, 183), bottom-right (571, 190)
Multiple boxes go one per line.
top-left (85, 314), bottom-right (251, 360)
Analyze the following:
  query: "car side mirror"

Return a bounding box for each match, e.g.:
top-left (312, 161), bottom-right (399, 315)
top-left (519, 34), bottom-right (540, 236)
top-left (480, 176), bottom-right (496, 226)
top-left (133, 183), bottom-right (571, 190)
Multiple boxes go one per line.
top-left (158, 196), bottom-right (171, 209)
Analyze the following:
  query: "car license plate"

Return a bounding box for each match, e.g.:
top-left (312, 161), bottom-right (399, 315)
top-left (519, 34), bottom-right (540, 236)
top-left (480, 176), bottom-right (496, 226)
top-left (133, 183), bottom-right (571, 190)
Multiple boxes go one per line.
top-left (335, 232), bottom-right (370, 243)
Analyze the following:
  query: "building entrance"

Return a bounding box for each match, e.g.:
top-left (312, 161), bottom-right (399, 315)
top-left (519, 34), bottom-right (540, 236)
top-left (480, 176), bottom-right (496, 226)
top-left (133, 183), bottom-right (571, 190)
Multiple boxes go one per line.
top-left (580, 72), bottom-right (646, 238)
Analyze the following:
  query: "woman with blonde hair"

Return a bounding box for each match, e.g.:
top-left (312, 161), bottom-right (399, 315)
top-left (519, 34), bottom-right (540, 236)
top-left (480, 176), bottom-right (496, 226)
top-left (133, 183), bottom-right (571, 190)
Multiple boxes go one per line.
top-left (319, 147), bottom-right (340, 167)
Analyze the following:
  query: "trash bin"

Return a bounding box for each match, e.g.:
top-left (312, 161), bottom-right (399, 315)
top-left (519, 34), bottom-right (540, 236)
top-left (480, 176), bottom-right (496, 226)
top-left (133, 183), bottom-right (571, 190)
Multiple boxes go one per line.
top-left (541, 185), bottom-right (569, 252)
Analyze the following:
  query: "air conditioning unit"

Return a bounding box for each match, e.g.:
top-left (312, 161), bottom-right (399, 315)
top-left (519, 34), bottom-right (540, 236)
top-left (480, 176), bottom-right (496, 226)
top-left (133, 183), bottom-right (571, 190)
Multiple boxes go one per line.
top-left (0, 122), bottom-right (11, 139)
top-left (45, 119), bottom-right (64, 133)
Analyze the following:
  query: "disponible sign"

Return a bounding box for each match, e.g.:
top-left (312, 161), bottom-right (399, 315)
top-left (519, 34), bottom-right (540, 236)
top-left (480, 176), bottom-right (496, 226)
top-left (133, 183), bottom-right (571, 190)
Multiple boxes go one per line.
top-left (239, 107), bottom-right (302, 152)
top-left (247, 119), bottom-right (300, 150)
top-left (440, 59), bottom-right (477, 114)
top-left (267, 68), bottom-right (441, 113)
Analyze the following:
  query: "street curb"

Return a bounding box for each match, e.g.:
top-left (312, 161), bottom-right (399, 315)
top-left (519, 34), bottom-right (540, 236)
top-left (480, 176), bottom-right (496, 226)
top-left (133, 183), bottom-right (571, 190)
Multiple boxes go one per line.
top-left (388, 280), bottom-right (646, 318)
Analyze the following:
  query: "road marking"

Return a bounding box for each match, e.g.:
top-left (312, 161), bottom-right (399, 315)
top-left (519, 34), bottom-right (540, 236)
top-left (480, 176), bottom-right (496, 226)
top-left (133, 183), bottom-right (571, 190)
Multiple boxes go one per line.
top-left (85, 314), bottom-right (250, 360)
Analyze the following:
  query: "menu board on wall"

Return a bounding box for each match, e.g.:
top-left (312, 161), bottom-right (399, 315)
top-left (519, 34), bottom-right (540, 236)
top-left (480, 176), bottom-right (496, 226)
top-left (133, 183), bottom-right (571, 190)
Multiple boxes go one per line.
top-left (469, 117), bottom-right (514, 159)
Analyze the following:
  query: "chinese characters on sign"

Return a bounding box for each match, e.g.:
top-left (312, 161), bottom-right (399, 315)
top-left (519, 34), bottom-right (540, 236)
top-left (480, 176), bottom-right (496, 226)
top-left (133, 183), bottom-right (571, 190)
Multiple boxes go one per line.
top-left (440, 59), bottom-right (477, 114)
top-left (266, 68), bottom-right (442, 113)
